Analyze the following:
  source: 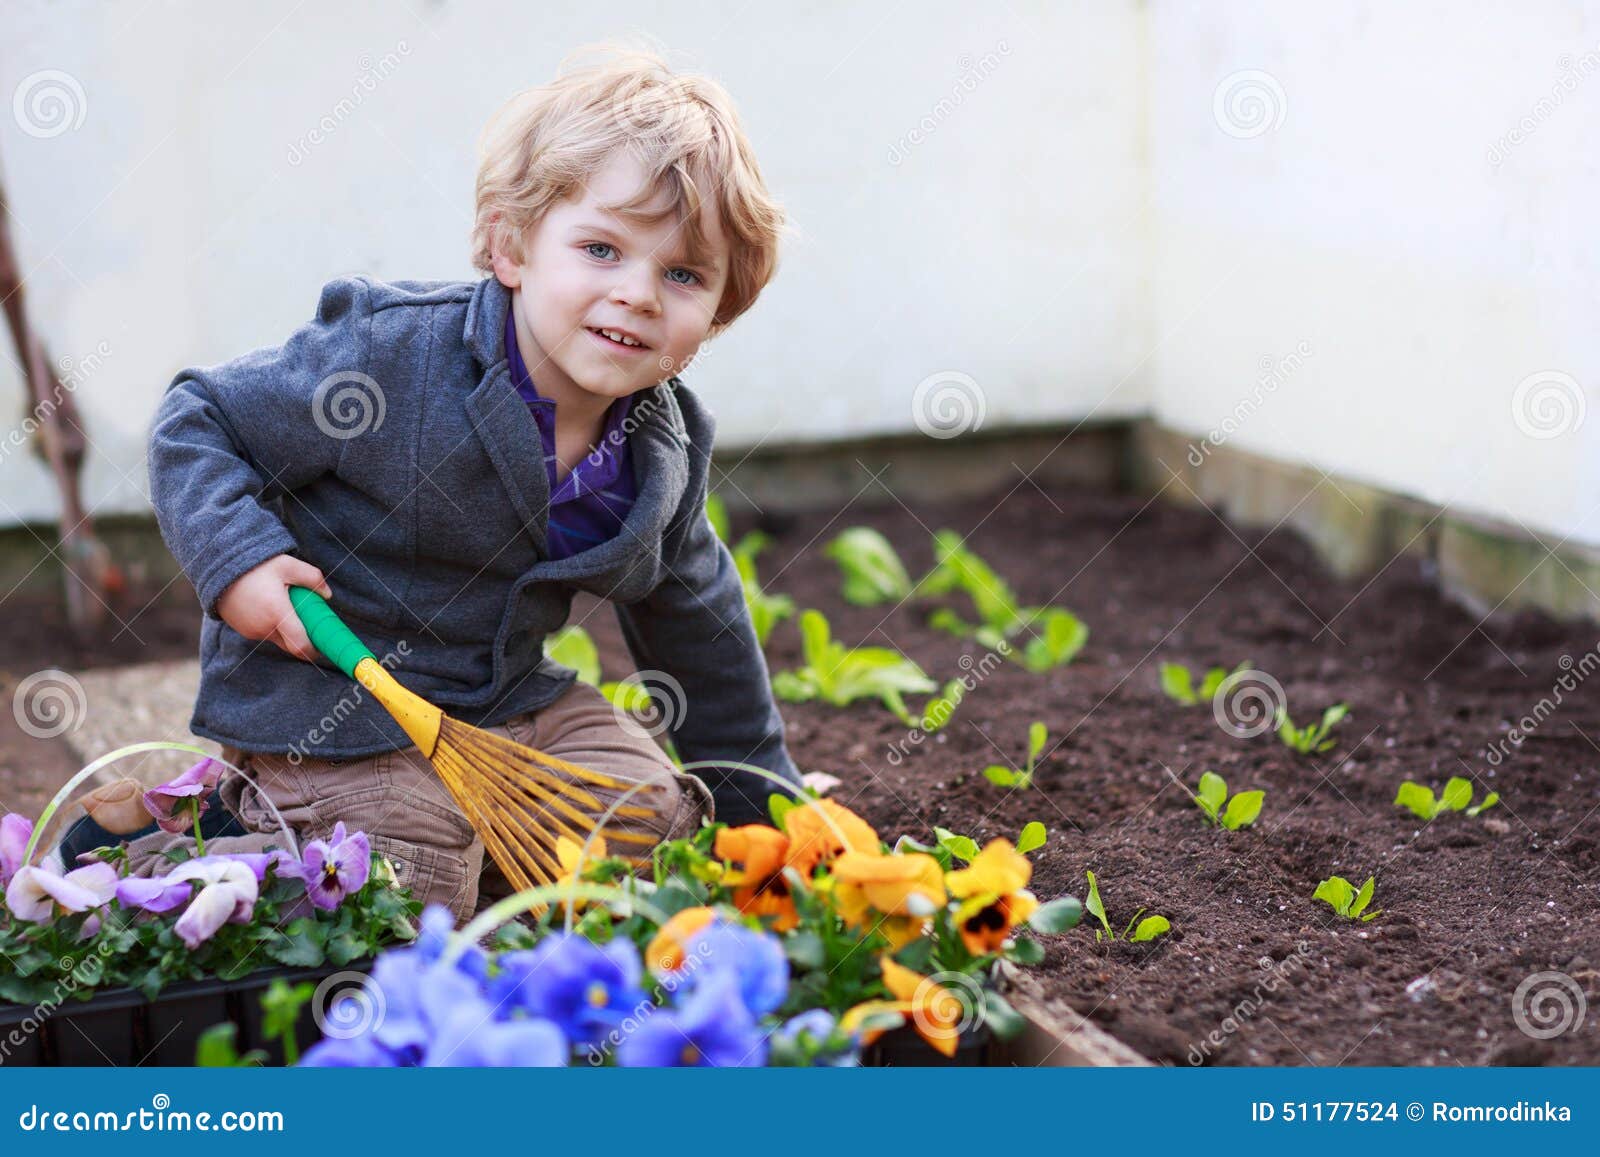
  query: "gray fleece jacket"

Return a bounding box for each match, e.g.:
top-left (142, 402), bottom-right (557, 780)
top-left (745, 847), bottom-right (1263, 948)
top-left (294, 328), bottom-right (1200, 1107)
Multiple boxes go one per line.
top-left (147, 273), bottom-right (799, 824)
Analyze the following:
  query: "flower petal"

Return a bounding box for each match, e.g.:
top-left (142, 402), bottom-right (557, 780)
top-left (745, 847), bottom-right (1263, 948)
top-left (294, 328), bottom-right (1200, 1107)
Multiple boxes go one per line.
top-left (116, 874), bottom-right (195, 914)
top-left (173, 882), bottom-right (238, 949)
top-left (0, 813), bottom-right (34, 884)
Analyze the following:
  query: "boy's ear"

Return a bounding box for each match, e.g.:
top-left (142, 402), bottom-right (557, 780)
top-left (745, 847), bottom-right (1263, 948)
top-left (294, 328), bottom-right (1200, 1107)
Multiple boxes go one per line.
top-left (487, 217), bottom-right (523, 288)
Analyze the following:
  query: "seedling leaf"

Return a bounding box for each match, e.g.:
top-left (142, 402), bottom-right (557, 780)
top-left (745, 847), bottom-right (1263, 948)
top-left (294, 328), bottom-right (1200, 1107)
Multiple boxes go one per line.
top-left (1018, 608), bottom-right (1089, 672)
top-left (1314, 874), bottom-right (1379, 921)
top-left (919, 678), bottom-right (965, 734)
top-left (1439, 777), bottom-right (1473, 813)
top-left (1350, 875), bottom-right (1376, 919)
top-left (1129, 915), bottom-right (1170, 943)
top-left (705, 492), bottom-right (732, 543)
top-left (1222, 790), bottom-right (1265, 831)
top-left (984, 764), bottom-right (1025, 788)
top-left (1160, 662), bottom-right (1197, 705)
top-left (1313, 876), bottom-right (1355, 914)
top-left (1016, 821), bottom-right (1047, 855)
top-left (933, 826), bottom-right (979, 864)
top-left (1084, 870), bottom-right (1111, 940)
top-left (545, 626), bottom-right (601, 686)
top-left (772, 609), bottom-right (936, 721)
top-left (1196, 771), bottom-right (1228, 823)
top-left (1027, 722), bottom-right (1048, 763)
top-left (1466, 792), bottom-right (1500, 817)
top-left (1394, 780), bottom-right (1438, 820)
top-left (824, 527), bottom-right (914, 607)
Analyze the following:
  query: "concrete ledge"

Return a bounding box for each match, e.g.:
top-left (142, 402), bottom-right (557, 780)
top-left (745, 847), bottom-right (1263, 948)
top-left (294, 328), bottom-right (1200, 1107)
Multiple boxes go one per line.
top-left (1129, 420), bottom-right (1600, 625)
top-left (706, 422), bottom-right (1128, 518)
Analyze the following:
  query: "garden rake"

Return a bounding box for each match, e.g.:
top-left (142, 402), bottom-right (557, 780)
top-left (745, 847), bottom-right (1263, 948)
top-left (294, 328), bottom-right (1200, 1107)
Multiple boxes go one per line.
top-left (287, 586), bottom-right (667, 891)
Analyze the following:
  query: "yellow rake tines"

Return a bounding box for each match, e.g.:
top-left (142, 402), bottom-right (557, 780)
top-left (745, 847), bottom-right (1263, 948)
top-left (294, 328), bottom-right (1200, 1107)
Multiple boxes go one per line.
top-left (288, 587), bottom-right (668, 892)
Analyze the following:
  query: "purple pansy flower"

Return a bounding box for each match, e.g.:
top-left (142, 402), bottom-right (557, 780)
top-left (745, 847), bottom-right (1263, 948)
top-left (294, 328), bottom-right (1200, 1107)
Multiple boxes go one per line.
top-left (5, 861), bottom-right (119, 923)
top-left (1, 813), bottom-right (33, 888)
top-left (617, 968), bottom-right (768, 1067)
top-left (142, 758), bottom-right (222, 834)
top-left (222, 848), bottom-right (304, 884)
top-left (487, 933), bottom-right (647, 1048)
top-left (116, 856), bottom-right (257, 949)
top-left (169, 858), bottom-right (258, 949)
top-left (115, 872), bottom-right (196, 914)
top-left (300, 822), bottom-right (370, 910)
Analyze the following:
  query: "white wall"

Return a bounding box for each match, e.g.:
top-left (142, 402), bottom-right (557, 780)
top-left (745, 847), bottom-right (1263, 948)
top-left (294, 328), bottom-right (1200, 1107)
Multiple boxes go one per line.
top-left (2, 1), bottom-right (1597, 550)
top-left (1144, 1), bottom-right (1600, 546)
top-left (0, 0), bottom-right (1146, 525)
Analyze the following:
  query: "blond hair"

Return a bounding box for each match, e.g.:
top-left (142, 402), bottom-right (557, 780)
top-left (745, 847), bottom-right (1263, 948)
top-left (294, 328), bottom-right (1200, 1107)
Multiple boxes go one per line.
top-left (471, 46), bottom-right (784, 333)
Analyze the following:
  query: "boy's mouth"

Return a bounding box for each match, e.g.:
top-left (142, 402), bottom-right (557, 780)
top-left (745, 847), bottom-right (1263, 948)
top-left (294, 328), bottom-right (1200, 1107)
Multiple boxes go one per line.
top-left (585, 326), bottom-right (651, 352)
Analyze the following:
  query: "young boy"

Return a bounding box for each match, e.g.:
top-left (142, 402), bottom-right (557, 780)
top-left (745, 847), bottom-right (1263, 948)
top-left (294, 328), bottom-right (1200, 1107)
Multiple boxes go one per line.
top-left (99, 48), bottom-right (800, 923)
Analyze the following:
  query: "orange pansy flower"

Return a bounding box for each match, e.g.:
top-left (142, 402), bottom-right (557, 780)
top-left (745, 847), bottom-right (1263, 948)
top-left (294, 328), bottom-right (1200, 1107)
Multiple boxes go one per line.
top-left (944, 838), bottom-right (1039, 955)
top-left (715, 824), bottom-right (799, 932)
top-left (783, 799), bottom-right (880, 877)
top-left (841, 956), bottom-right (964, 1057)
top-left (644, 906), bottom-right (717, 972)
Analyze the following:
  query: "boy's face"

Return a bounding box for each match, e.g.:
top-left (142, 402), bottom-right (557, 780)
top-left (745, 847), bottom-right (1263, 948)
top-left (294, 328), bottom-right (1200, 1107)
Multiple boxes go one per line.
top-left (491, 151), bottom-right (730, 412)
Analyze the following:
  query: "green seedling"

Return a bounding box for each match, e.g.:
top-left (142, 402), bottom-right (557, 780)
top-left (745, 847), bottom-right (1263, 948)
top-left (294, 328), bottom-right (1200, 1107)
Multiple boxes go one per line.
top-left (543, 626), bottom-right (652, 713)
top-left (772, 609), bottom-right (937, 724)
top-left (918, 530), bottom-right (1088, 672)
top-left (983, 721), bottom-right (1047, 790)
top-left (1275, 703), bottom-right (1349, 755)
top-left (731, 538), bottom-right (796, 647)
top-left (1161, 661), bottom-right (1250, 706)
top-left (918, 677), bottom-right (965, 734)
top-left (1013, 607), bottom-right (1089, 673)
top-left (1084, 870), bottom-right (1170, 943)
top-left (929, 819), bottom-right (1047, 865)
top-left (824, 527), bottom-right (914, 606)
top-left (1192, 771), bottom-right (1265, 830)
top-left (1394, 777), bottom-right (1499, 821)
top-left (916, 529), bottom-right (1023, 632)
top-left (706, 493), bottom-right (796, 646)
top-left (1313, 875), bottom-right (1380, 921)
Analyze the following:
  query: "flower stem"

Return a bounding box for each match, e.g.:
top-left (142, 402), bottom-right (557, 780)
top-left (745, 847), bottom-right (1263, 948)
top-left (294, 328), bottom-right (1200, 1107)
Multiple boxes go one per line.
top-left (191, 797), bottom-right (206, 857)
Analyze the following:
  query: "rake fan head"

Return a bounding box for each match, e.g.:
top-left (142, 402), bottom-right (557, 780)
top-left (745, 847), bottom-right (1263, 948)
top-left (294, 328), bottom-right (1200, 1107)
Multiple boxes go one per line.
top-left (428, 717), bottom-right (669, 893)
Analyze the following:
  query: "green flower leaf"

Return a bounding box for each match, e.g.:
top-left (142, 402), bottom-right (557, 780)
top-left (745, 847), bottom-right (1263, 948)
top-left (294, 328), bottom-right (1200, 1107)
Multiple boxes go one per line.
top-left (1028, 895), bottom-right (1084, 934)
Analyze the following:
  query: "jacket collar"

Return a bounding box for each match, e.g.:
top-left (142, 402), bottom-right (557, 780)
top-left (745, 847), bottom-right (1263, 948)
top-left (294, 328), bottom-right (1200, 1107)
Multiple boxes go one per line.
top-left (461, 276), bottom-right (690, 583)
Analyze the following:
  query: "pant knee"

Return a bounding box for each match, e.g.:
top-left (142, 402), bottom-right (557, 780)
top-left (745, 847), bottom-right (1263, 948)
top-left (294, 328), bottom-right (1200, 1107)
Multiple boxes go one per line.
top-left (369, 834), bottom-right (481, 924)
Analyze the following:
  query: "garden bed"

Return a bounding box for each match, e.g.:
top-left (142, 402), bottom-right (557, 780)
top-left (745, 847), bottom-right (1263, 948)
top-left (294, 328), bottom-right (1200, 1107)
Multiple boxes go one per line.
top-left (0, 962), bottom-right (371, 1066)
top-left (583, 482), bottom-right (1600, 1066)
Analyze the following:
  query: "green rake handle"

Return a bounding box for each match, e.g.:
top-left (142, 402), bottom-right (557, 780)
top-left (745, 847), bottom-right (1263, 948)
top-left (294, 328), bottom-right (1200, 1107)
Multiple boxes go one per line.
top-left (288, 586), bottom-right (377, 679)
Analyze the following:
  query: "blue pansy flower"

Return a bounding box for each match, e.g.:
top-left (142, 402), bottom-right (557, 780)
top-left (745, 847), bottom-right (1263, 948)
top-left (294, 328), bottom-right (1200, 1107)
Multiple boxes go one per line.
top-left (302, 914), bottom-right (569, 1068)
top-left (617, 969), bottom-right (768, 1067)
top-left (773, 1009), bottom-right (860, 1067)
top-left (674, 924), bottom-right (789, 1017)
top-left (487, 933), bottom-right (647, 1048)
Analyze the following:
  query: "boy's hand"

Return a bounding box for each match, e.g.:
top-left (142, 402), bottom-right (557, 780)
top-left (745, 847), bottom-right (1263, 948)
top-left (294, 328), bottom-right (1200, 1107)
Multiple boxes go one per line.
top-left (216, 554), bottom-right (334, 663)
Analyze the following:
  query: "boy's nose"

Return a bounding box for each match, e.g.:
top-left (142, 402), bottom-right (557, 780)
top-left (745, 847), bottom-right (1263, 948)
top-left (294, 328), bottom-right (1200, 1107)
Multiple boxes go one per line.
top-left (608, 265), bottom-right (661, 315)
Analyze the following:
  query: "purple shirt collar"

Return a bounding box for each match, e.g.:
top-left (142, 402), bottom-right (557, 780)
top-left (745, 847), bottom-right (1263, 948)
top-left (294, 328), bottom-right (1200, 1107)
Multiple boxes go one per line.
top-left (504, 306), bottom-right (635, 502)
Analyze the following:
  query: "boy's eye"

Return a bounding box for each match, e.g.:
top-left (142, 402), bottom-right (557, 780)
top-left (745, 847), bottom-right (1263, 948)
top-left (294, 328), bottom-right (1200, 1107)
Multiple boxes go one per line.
top-left (665, 267), bottom-right (700, 286)
top-left (584, 242), bottom-right (617, 260)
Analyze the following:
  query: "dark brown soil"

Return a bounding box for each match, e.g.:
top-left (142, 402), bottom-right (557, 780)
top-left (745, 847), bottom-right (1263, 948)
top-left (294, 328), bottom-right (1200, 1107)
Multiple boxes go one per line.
top-left (576, 482), bottom-right (1600, 1067)
top-left (10, 483), bottom-right (1599, 1066)
top-left (0, 579), bottom-right (202, 819)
